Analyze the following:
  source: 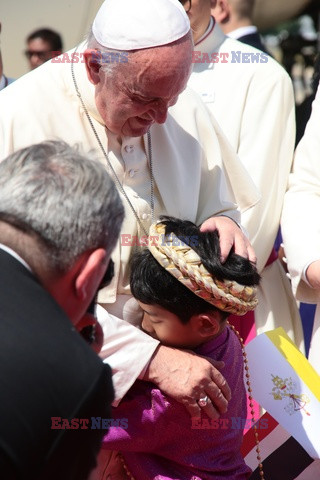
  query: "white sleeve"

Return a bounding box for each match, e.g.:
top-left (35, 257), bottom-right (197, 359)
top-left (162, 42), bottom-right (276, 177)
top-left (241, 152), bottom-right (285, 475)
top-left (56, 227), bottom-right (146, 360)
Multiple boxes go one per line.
top-left (96, 305), bottom-right (159, 405)
top-left (282, 84), bottom-right (320, 303)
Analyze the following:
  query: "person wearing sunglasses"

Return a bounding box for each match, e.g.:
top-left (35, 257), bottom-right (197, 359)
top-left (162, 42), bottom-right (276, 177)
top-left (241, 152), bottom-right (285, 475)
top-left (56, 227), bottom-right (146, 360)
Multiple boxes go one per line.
top-left (25, 28), bottom-right (63, 69)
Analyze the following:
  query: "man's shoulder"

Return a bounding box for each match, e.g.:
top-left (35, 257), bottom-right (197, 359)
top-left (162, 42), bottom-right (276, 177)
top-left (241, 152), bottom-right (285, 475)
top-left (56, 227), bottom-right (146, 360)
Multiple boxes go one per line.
top-left (0, 249), bottom-right (105, 379)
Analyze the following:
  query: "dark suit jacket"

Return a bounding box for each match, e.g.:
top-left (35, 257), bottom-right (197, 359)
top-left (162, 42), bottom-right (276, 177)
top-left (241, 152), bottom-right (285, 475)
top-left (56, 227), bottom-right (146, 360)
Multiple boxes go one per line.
top-left (0, 249), bottom-right (114, 480)
top-left (238, 32), bottom-right (269, 55)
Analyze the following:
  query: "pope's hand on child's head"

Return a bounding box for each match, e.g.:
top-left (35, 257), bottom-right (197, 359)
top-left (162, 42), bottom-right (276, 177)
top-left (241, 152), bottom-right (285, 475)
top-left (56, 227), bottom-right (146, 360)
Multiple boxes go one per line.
top-left (200, 215), bottom-right (256, 264)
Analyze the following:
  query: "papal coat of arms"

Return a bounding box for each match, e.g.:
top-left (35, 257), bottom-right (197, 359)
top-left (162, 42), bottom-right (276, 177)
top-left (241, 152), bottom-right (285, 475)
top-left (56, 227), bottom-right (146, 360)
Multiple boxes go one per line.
top-left (270, 375), bottom-right (311, 416)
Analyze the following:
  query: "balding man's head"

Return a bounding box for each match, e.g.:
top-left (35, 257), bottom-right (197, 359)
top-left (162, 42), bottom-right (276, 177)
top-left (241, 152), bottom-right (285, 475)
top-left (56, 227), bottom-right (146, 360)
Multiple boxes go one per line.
top-left (211, 0), bottom-right (255, 33)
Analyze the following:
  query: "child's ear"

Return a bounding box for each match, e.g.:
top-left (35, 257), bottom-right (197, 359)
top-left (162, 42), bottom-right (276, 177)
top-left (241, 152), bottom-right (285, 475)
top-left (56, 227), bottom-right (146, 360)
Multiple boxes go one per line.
top-left (191, 312), bottom-right (220, 338)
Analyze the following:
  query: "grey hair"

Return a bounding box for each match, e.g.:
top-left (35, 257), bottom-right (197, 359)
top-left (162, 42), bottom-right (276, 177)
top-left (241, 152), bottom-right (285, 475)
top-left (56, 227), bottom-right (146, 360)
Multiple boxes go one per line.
top-left (85, 28), bottom-right (193, 75)
top-left (0, 140), bottom-right (124, 273)
top-left (86, 28), bottom-right (131, 75)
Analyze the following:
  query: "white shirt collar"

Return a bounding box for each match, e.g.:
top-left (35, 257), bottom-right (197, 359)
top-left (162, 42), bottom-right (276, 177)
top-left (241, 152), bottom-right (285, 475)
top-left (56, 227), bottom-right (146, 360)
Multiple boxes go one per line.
top-left (0, 243), bottom-right (32, 272)
top-left (227, 25), bottom-right (258, 40)
top-left (193, 17), bottom-right (226, 57)
top-left (195, 16), bottom-right (215, 46)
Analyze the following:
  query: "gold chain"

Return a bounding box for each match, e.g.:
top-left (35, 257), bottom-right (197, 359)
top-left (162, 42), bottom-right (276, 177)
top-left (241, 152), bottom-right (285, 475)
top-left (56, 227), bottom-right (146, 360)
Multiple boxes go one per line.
top-left (70, 46), bottom-right (155, 236)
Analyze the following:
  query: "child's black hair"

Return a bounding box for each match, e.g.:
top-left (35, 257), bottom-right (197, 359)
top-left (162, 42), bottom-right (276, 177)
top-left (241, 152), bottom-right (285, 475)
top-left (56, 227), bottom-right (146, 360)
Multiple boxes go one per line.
top-left (130, 217), bottom-right (260, 324)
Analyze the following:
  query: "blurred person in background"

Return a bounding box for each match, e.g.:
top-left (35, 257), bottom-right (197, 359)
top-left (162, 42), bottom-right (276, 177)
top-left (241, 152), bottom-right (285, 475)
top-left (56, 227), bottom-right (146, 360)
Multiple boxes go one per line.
top-left (25, 28), bottom-right (63, 69)
top-left (211, 0), bottom-right (270, 53)
top-left (296, 54), bottom-right (320, 144)
top-left (0, 22), bottom-right (14, 90)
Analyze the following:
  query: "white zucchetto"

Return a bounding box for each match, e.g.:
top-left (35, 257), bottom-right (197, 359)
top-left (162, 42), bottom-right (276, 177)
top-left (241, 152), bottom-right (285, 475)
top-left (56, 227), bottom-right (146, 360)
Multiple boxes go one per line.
top-left (92, 0), bottom-right (190, 51)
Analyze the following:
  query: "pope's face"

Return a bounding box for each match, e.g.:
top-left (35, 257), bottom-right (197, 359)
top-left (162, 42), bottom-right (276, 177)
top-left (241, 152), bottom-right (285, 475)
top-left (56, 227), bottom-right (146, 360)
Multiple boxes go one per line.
top-left (88, 36), bottom-right (193, 137)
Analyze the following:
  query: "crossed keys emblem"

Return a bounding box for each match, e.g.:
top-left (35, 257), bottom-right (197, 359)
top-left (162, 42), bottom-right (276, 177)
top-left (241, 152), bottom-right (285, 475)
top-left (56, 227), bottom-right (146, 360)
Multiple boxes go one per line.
top-left (270, 375), bottom-right (311, 416)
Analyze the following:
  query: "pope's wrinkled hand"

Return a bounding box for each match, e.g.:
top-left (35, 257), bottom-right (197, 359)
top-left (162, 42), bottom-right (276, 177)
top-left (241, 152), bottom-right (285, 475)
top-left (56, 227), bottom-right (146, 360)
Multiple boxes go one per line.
top-left (143, 345), bottom-right (231, 419)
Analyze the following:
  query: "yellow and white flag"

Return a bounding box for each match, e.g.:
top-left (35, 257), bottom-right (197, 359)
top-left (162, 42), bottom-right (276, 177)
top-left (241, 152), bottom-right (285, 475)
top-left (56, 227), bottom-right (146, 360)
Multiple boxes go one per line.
top-left (245, 327), bottom-right (320, 459)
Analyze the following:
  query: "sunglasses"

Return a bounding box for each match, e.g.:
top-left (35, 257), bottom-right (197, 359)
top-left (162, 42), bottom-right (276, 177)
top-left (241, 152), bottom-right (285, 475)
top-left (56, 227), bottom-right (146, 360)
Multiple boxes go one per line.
top-left (24, 50), bottom-right (51, 60)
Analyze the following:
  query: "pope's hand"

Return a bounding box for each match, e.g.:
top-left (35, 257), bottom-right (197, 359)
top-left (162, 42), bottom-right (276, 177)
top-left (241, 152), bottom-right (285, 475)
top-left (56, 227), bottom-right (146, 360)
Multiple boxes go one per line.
top-left (143, 345), bottom-right (231, 419)
top-left (200, 215), bottom-right (256, 264)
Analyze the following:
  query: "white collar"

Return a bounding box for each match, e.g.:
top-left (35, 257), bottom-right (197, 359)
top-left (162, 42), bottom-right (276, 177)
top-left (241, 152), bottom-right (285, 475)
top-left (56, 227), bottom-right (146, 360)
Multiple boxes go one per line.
top-left (227, 25), bottom-right (258, 39)
top-left (194, 17), bottom-right (226, 55)
top-left (195, 16), bottom-right (215, 46)
top-left (0, 243), bottom-right (32, 272)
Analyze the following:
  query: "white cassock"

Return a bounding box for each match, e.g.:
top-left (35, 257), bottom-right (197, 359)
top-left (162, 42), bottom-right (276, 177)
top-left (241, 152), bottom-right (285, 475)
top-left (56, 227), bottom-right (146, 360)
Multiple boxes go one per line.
top-left (0, 43), bottom-right (259, 401)
top-left (188, 18), bottom-right (303, 349)
top-left (282, 82), bottom-right (320, 375)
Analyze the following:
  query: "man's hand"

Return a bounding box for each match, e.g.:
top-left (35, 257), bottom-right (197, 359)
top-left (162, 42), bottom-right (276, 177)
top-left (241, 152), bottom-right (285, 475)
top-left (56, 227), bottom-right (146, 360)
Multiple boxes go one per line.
top-left (306, 260), bottom-right (320, 289)
top-left (143, 345), bottom-right (231, 419)
top-left (200, 215), bottom-right (256, 264)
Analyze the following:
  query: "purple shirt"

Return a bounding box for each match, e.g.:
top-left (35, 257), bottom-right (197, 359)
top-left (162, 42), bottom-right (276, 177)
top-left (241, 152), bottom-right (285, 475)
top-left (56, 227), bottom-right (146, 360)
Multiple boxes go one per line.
top-left (103, 326), bottom-right (251, 479)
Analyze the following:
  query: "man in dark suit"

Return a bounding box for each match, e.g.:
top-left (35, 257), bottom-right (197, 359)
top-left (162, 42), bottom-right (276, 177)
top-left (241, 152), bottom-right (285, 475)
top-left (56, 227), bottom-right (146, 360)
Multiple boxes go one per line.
top-left (211, 0), bottom-right (270, 54)
top-left (0, 140), bottom-right (124, 479)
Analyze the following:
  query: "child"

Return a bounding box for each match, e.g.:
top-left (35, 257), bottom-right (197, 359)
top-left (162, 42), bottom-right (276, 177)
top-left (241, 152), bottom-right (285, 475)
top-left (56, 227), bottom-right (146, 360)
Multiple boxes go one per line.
top-left (97, 217), bottom-right (260, 479)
